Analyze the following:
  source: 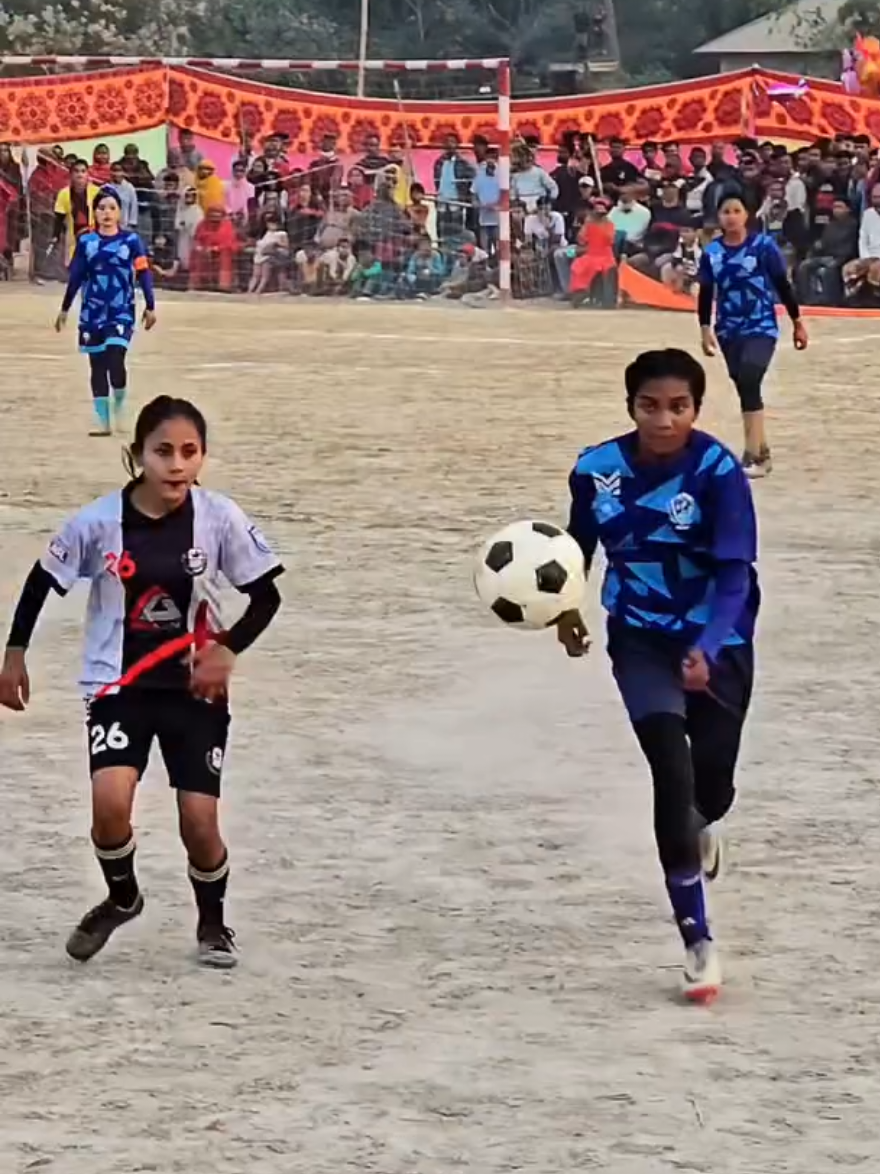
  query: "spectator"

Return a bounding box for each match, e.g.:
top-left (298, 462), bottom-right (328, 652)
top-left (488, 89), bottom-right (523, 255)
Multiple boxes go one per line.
top-left (434, 132), bottom-right (475, 242)
top-left (190, 205), bottom-right (241, 292)
top-left (109, 160), bottom-right (139, 232)
top-left (510, 141), bottom-right (558, 213)
top-left (401, 233), bottom-right (445, 298)
top-left (195, 160), bottom-right (225, 213)
top-left (151, 168), bottom-right (181, 244)
top-left (350, 243), bottom-right (384, 298)
top-left (249, 156), bottom-right (285, 206)
top-left (641, 141), bottom-right (663, 186)
top-left (248, 134), bottom-right (290, 183)
top-left (860, 182), bottom-right (880, 259)
top-left (600, 136), bottom-right (640, 195)
top-left (357, 133), bottom-right (391, 187)
top-left (319, 235), bottom-right (356, 295)
top-left (120, 143), bottom-right (154, 238)
top-left (308, 133), bottom-right (343, 202)
top-left (524, 196), bottom-right (566, 249)
top-left (317, 187), bottom-right (356, 251)
top-left (150, 233), bottom-right (183, 288)
top-left (90, 143), bottom-right (112, 186)
top-left (28, 149), bottom-right (68, 278)
top-left (440, 241), bottom-right (491, 300)
top-left (568, 196), bottom-right (623, 306)
top-left (347, 165), bottom-right (374, 211)
top-left (471, 155), bottom-right (501, 255)
top-left (628, 179), bottom-right (691, 276)
top-left (660, 225), bottom-right (702, 295)
top-left (759, 178), bottom-right (799, 267)
top-left (177, 128), bottom-right (204, 172)
top-left (175, 186), bottom-right (204, 271)
top-left (355, 172), bottom-right (413, 274)
top-left (225, 159), bottom-right (254, 230)
top-left (551, 144), bottom-right (590, 238)
top-left (799, 196), bottom-right (858, 306)
top-left (286, 182), bottom-right (323, 252)
top-left (0, 143), bottom-right (23, 268)
top-left (609, 184), bottom-right (651, 255)
top-left (52, 159), bottom-right (100, 263)
top-left (685, 147), bottom-right (712, 214)
top-left (249, 212), bottom-right (289, 294)
top-left (406, 182), bottom-right (433, 239)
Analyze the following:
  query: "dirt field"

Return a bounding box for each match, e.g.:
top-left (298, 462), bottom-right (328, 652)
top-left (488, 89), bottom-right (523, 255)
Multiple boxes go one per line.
top-left (1, 287), bottom-right (879, 1173)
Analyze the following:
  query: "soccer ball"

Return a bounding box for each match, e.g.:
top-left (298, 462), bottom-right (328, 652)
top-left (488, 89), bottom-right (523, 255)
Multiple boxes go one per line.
top-left (474, 520), bottom-right (587, 630)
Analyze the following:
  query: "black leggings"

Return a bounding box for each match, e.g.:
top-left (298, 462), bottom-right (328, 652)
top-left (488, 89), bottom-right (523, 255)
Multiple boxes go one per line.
top-left (633, 692), bottom-right (747, 876)
top-left (720, 335), bottom-right (776, 414)
top-left (89, 349), bottom-right (127, 399)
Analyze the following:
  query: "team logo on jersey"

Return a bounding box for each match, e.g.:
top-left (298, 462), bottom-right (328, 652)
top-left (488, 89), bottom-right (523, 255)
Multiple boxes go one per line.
top-left (182, 548), bottom-right (208, 576)
top-left (591, 472), bottom-right (621, 498)
top-left (130, 587), bottom-right (184, 631)
top-left (668, 492), bottom-right (697, 530)
top-left (247, 524), bottom-right (272, 554)
top-left (48, 536), bottom-right (69, 564)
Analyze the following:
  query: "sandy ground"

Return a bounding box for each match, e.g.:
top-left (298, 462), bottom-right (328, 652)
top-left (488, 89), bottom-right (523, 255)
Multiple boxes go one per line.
top-left (1, 289), bottom-right (880, 1173)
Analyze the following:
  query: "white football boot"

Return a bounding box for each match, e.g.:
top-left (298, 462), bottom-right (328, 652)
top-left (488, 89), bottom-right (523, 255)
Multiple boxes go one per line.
top-left (683, 938), bottom-right (722, 1003)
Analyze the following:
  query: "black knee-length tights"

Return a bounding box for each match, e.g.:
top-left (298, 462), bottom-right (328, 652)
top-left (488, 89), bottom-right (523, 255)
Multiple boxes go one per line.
top-left (89, 349), bottom-right (127, 399)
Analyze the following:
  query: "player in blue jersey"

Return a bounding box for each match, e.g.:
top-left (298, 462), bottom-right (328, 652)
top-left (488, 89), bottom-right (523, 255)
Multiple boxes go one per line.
top-left (698, 190), bottom-right (808, 479)
top-left (559, 348), bottom-right (759, 1003)
top-left (55, 185), bottom-right (157, 438)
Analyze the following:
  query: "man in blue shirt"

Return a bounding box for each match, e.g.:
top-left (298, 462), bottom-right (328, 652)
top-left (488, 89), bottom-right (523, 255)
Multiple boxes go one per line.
top-left (698, 191), bottom-right (808, 478)
top-left (560, 348), bottom-right (759, 1004)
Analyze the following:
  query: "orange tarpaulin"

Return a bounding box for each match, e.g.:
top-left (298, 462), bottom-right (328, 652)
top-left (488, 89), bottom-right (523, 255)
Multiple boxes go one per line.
top-left (3, 63), bottom-right (880, 150)
top-left (618, 262), bottom-right (880, 319)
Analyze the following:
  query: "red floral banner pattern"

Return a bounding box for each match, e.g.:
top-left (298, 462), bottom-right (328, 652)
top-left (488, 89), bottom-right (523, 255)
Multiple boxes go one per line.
top-left (2, 63), bottom-right (880, 149)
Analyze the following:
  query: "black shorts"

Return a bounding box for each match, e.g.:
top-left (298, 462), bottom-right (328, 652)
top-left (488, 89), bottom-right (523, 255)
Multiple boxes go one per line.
top-left (85, 690), bottom-right (231, 798)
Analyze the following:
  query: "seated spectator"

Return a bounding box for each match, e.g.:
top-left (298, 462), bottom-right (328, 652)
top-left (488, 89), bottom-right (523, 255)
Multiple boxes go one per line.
top-left (627, 179), bottom-right (691, 276)
top-left (471, 157), bottom-right (500, 255)
top-left (846, 257), bottom-right (880, 306)
top-left (353, 174), bottom-right (413, 274)
top-left (189, 205), bottom-right (241, 292)
top-left (249, 212), bottom-right (289, 294)
top-left (286, 182), bottom-right (323, 252)
top-left (400, 233), bottom-right (445, 298)
top-left (175, 186), bottom-right (203, 271)
top-left (347, 165), bottom-right (374, 211)
top-left (859, 182), bottom-right (880, 260)
top-left (317, 186), bottom-right (355, 250)
top-left (660, 224), bottom-right (702, 295)
top-left (568, 196), bottom-right (624, 306)
top-left (150, 234), bottom-right (184, 289)
top-left (440, 241), bottom-right (491, 300)
top-left (510, 141), bottom-right (558, 213)
top-left (308, 133), bottom-right (343, 203)
top-left (318, 236), bottom-right (356, 295)
top-left (350, 243), bottom-right (384, 298)
top-left (798, 196), bottom-right (858, 306)
top-left (525, 196), bottom-right (567, 249)
top-left (406, 182), bottom-right (434, 239)
top-left (225, 158), bottom-right (254, 231)
top-left (609, 185), bottom-right (651, 256)
top-left (758, 179), bottom-right (799, 270)
top-left (293, 241), bottom-right (321, 295)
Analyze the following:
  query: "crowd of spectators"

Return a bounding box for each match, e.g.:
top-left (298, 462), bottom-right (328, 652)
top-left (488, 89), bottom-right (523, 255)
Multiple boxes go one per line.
top-left (4, 127), bottom-right (880, 307)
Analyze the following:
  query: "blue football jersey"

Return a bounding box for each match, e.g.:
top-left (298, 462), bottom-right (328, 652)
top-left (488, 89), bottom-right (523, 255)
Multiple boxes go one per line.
top-left (699, 233), bottom-right (786, 341)
top-left (69, 230), bottom-right (148, 335)
top-left (568, 430), bottom-right (759, 650)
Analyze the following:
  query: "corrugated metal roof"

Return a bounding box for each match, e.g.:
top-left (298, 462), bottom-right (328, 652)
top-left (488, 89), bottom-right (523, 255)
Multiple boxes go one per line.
top-left (694, 0), bottom-right (843, 55)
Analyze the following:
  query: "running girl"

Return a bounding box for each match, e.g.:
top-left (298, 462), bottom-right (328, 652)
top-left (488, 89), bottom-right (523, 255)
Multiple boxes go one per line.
top-left (56, 185), bottom-right (156, 438)
top-left (559, 348), bottom-right (759, 1003)
top-left (698, 190), bottom-right (808, 478)
top-left (0, 396), bottom-right (283, 969)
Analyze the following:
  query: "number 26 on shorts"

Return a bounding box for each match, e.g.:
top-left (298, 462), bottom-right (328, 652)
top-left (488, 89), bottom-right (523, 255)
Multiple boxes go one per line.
top-left (90, 721), bottom-right (130, 755)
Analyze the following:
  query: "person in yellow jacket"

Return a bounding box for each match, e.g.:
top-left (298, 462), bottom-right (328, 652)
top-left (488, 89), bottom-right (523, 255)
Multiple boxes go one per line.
top-left (52, 159), bottom-right (100, 264)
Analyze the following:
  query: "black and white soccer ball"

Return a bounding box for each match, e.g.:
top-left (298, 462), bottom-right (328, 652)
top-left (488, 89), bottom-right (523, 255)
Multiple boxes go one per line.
top-left (474, 520), bottom-right (587, 630)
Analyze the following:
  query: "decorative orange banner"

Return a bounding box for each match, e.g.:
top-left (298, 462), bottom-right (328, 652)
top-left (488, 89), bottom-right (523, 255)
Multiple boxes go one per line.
top-left (0, 66), bottom-right (167, 142)
top-left (3, 62), bottom-right (880, 149)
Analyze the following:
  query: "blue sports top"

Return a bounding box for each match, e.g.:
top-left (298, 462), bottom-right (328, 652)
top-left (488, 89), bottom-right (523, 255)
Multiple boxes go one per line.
top-left (568, 429), bottom-right (760, 658)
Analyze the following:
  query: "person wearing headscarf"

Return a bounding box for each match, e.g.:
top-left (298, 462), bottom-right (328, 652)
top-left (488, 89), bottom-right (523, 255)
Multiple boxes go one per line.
top-left (175, 186), bottom-right (204, 270)
top-left (0, 143), bottom-right (24, 267)
top-left (195, 160), bottom-right (225, 213)
top-left (190, 205), bottom-right (241, 292)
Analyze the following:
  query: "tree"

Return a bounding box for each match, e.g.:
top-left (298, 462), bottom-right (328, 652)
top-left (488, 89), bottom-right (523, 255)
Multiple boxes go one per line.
top-left (0, 0), bottom-right (207, 53)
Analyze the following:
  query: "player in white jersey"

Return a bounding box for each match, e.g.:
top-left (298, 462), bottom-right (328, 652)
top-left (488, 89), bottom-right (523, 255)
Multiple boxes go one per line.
top-left (0, 396), bottom-right (284, 969)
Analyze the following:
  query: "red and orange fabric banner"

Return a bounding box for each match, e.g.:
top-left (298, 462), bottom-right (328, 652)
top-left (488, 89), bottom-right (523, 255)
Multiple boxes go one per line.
top-left (2, 63), bottom-right (880, 150)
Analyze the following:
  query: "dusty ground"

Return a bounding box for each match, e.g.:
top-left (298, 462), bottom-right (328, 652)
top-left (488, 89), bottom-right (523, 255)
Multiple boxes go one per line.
top-left (1, 288), bottom-right (880, 1173)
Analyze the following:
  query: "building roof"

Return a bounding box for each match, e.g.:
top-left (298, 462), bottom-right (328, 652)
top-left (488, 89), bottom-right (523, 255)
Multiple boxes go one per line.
top-left (694, 0), bottom-right (843, 55)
